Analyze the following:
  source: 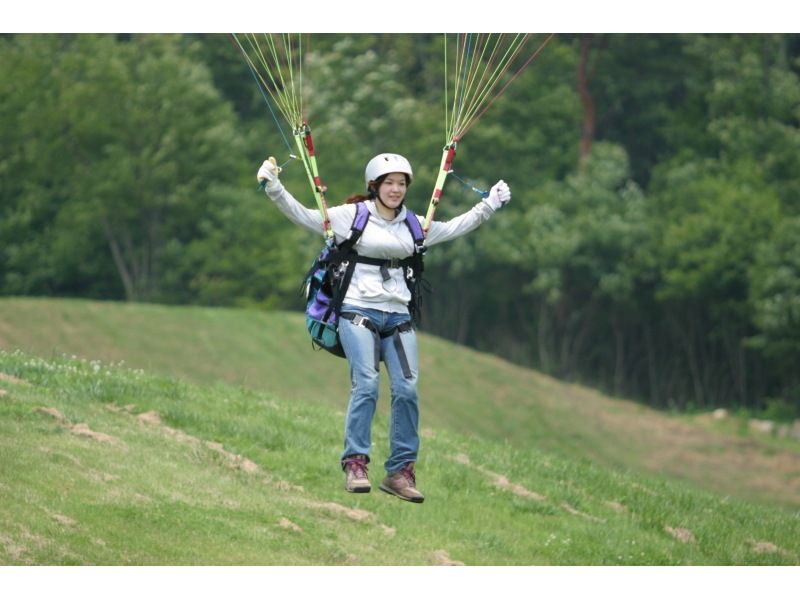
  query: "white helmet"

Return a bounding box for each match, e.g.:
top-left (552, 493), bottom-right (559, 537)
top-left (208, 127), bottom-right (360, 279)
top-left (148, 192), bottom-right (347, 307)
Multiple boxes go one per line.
top-left (364, 153), bottom-right (413, 190)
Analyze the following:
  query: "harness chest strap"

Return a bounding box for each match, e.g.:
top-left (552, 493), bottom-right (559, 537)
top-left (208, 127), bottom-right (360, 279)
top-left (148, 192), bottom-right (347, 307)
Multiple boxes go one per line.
top-left (355, 255), bottom-right (417, 282)
top-left (346, 202), bottom-right (427, 321)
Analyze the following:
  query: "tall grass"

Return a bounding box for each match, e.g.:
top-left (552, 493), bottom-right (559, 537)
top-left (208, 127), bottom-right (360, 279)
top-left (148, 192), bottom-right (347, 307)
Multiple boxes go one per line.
top-left (1, 297), bottom-right (798, 508)
top-left (1, 350), bottom-right (798, 565)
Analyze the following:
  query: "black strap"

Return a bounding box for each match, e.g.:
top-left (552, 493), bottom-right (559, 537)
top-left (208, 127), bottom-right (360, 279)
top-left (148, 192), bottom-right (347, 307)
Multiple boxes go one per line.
top-left (379, 320), bottom-right (413, 338)
top-left (391, 328), bottom-right (413, 379)
top-left (340, 314), bottom-right (414, 378)
top-left (314, 202), bottom-right (369, 322)
top-left (355, 255), bottom-right (414, 268)
top-left (314, 203), bottom-right (427, 331)
top-left (355, 255), bottom-right (416, 283)
top-left (340, 312), bottom-right (380, 372)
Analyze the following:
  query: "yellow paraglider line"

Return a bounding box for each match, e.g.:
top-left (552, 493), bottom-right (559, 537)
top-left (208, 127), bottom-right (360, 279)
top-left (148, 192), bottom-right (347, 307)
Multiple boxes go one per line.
top-left (424, 33), bottom-right (555, 236)
top-left (231, 33), bottom-right (334, 242)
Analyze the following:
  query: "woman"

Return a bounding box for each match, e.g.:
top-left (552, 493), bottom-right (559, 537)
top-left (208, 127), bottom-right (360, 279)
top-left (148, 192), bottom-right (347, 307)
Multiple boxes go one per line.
top-left (257, 153), bottom-right (510, 503)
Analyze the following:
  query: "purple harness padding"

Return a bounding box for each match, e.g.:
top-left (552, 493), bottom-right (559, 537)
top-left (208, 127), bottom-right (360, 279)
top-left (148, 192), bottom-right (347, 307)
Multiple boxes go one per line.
top-left (305, 201), bottom-right (426, 360)
top-left (348, 201), bottom-right (425, 247)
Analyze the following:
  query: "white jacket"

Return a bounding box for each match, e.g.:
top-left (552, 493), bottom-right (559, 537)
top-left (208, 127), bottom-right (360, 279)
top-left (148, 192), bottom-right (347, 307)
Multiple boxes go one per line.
top-left (266, 182), bottom-right (496, 314)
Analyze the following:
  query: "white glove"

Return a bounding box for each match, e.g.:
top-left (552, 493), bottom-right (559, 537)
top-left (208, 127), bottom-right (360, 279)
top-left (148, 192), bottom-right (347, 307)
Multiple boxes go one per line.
top-left (483, 180), bottom-right (511, 211)
top-left (257, 157), bottom-right (281, 190)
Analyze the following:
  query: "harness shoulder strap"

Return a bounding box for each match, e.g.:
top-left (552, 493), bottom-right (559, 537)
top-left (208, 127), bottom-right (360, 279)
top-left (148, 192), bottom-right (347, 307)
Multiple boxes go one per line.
top-left (346, 201), bottom-right (370, 246)
top-left (320, 202), bottom-right (369, 319)
top-left (403, 208), bottom-right (426, 253)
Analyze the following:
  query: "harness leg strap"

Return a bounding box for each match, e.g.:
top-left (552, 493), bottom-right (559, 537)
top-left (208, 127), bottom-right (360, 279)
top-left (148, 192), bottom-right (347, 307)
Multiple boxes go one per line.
top-left (378, 321), bottom-right (413, 379)
top-left (391, 328), bottom-right (413, 379)
top-left (372, 328), bottom-right (381, 372)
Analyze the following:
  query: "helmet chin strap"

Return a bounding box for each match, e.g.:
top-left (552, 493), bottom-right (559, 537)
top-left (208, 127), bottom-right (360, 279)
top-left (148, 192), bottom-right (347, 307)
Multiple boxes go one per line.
top-left (369, 185), bottom-right (402, 215)
top-left (376, 195), bottom-right (403, 214)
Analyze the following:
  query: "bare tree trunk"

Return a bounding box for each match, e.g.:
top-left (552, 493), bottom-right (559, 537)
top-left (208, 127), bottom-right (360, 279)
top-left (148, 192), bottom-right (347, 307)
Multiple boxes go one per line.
top-left (557, 302), bottom-right (573, 378)
top-left (670, 308), bottom-right (704, 408)
top-left (455, 280), bottom-right (472, 345)
top-left (613, 314), bottom-right (625, 396)
top-left (568, 304), bottom-right (595, 379)
top-left (101, 215), bottom-right (135, 301)
top-left (644, 322), bottom-right (660, 406)
top-left (577, 34), bottom-right (597, 170)
top-left (721, 327), bottom-right (747, 406)
top-left (147, 210), bottom-right (161, 300)
top-left (537, 302), bottom-right (553, 374)
top-left (101, 211), bottom-right (160, 302)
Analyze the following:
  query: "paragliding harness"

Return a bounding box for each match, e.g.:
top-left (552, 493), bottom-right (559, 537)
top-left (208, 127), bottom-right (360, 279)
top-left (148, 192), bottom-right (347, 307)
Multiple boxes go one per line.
top-left (303, 201), bottom-right (426, 375)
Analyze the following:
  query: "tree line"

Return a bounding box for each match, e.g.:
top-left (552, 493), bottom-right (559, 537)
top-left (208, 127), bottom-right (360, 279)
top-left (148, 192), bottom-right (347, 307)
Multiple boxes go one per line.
top-left (1, 33), bottom-right (799, 417)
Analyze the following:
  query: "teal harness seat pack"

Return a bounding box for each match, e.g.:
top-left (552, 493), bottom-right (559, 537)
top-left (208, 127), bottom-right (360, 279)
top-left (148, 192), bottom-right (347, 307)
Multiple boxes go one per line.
top-left (303, 202), bottom-right (426, 375)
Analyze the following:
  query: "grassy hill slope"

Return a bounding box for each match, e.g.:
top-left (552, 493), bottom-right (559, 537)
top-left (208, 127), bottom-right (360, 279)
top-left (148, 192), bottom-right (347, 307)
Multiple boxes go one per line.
top-left (1, 350), bottom-right (798, 565)
top-left (0, 297), bottom-right (798, 509)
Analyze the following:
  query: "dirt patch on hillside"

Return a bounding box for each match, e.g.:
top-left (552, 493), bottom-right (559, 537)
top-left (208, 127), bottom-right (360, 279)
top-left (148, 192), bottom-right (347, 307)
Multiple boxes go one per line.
top-left (487, 472), bottom-right (546, 501)
top-left (289, 496), bottom-right (395, 538)
top-left (605, 500), bottom-right (627, 513)
top-left (278, 517), bottom-right (303, 533)
top-left (302, 500), bottom-right (374, 523)
top-left (46, 510), bottom-right (78, 528)
top-left (290, 496), bottom-right (397, 536)
top-left (432, 550), bottom-right (464, 566)
top-left (137, 411), bottom-right (161, 425)
top-left (665, 526), bottom-right (696, 544)
top-left (560, 502), bottom-right (605, 523)
top-left (35, 406), bottom-right (68, 423)
top-left (0, 525), bottom-right (52, 565)
top-left (37, 447), bottom-right (83, 468)
top-left (206, 441), bottom-right (260, 474)
top-left (273, 479), bottom-right (305, 493)
top-left (0, 533), bottom-right (32, 564)
top-left (113, 406), bottom-right (399, 539)
top-left (642, 430), bottom-right (800, 507)
top-left (746, 540), bottom-right (794, 558)
top-left (556, 385), bottom-right (800, 507)
top-left (0, 372), bottom-right (28, 385)
top-left (70, 423), bottom-right (116, 444)
top-left (35, 406), bottom-right (119, 444)
top-left (748, 540), bottom-right (780, 553)
top-left (451, 453), bottom-right (546, 501)
top-left (130, 407), bottom-right (259, 474)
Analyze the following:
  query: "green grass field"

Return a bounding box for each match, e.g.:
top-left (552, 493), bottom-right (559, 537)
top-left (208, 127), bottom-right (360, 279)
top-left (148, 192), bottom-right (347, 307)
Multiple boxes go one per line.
top-left (1, 297), bottom-right (799, 565)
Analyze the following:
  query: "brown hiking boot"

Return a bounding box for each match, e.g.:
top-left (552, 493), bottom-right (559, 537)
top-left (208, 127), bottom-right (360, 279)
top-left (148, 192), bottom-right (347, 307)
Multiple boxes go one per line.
top-left (342, 455), bottom-right (371, 493)
top-left (379, 463), bottom-right (424, 503)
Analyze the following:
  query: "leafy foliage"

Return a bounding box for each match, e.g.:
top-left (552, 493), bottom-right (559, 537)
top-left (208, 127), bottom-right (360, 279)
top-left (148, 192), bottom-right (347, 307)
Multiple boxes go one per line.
top-left (2, 33), bottom-right (800, 412)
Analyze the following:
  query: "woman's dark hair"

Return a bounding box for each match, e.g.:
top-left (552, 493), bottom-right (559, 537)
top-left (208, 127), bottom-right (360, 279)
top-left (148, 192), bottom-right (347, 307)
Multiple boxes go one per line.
top-left (344, 173), bottom-right (411, 204)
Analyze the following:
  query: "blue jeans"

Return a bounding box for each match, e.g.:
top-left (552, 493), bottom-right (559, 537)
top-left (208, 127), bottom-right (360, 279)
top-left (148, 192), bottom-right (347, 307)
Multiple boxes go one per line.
top-left (338, 304), bottom-right (419, 474)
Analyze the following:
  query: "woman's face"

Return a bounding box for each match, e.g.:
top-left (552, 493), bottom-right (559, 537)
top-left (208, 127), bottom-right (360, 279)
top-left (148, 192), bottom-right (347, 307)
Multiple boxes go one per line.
top-left (378, 172), bottom-right (407, 210)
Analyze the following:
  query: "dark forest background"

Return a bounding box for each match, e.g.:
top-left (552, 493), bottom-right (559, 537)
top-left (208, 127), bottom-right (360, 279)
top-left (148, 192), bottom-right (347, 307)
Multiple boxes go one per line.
top-left (2, 33), bottom-right (799, 417)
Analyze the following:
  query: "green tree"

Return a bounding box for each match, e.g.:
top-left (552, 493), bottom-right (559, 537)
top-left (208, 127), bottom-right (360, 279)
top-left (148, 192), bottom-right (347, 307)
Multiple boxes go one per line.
top-left (299, 36), bottom-right (439, 201)
top-left (0, 34), bottom-right (248, 301)
top-left (648, 158), bottom-right (781, 407)
top-left (181, 184), bottom-right (315, 308)
top-left (516, 142), bottom-right (647, 385)
top-left (696, 34), bottom-right (800, 212)
top-left (749, 217), bottom-right (800, 403)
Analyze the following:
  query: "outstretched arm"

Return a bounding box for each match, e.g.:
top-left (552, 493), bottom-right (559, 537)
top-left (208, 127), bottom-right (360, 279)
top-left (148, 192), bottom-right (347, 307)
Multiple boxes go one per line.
top-left (258, 158), bottom-right (324, 234)
top-left (424, 180), bottom-right (511, 247)
top-left (257, 158), bottom-right (355, 240)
